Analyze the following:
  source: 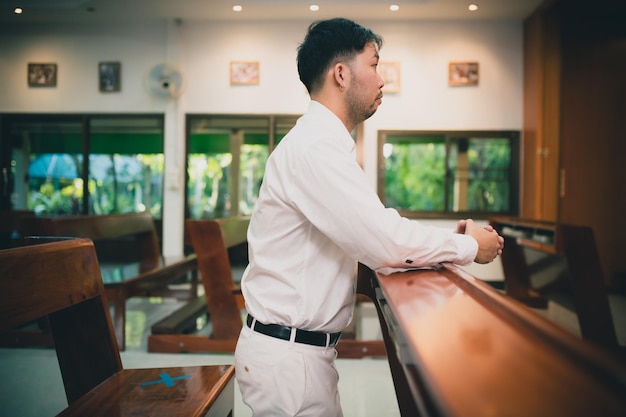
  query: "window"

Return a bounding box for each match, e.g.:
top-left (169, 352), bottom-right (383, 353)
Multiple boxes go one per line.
top-left (186, 114), bottom-right (299, 219)
top-left (378, 130), bottom-right (519, 218)
top-left (0, 114), bottom-right (165, 217)
top-left (89, 117), bottom-right (164, 217)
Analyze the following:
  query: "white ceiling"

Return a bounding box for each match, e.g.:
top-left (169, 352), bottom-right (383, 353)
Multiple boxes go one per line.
top-left (1, 0), bottom-right (544, 23)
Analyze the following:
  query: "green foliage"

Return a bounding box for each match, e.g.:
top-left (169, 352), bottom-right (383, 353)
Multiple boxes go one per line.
top-left (28, 153), bottom-right (164, 217)
top-left (187, 144), bottom-right (268, 219)
top-left (384, 137), bottom-right (512, 214)
top-left (385, 142), bottom-right (446, 211)
top-left (29, 179), bottom-right (80, 215)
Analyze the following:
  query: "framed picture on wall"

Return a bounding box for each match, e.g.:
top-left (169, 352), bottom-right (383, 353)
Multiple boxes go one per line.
top-left (379, 61), bottom-right (401, 93)
top-left (230, 61), bottom-right (260, 85)
top-left (448, 62), bottom-right (479, 86)
top-left (99, 61), bottom-right (121, 92)
top-left (27, 63), bottom-right (57, 87)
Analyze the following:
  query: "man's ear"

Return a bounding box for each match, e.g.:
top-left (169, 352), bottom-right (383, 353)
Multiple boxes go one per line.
top-left (333, 63), bottom-right (348, 88)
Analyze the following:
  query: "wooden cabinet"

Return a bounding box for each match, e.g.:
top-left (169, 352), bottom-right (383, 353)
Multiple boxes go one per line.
top-left (523, 3), bottom-right (561, 222)
top-left (522, 0), bottom-right (626, 287)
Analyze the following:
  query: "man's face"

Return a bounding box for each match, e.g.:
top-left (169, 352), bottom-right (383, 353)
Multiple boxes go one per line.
top-left (345, 42), bottom-right (384, 126)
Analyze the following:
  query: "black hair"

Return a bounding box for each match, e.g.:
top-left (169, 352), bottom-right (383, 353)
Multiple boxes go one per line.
top-left (297, 18), bottom-right (383, 94)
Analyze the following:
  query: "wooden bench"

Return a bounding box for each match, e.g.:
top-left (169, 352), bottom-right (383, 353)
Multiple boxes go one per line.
top-left (148, 217), bottom-right (248, 353)
top-left (359, 263), bottom-right (626, 416)
top-left (151, 296), bottom-right (209, 335)
top-left (0, 238), bottom-right (234, 417)
top-left (489, 216), bottom-right (620, 353)
top-left (149, 217), bottom-right (386, 358)
top-left (18, 212), bottom-right (199, 350)
top-left (149, 217), bottom-right (254, 339)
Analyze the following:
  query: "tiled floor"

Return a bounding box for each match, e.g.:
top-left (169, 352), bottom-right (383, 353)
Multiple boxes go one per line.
top-left (1, 276), bottom-right (625, 417)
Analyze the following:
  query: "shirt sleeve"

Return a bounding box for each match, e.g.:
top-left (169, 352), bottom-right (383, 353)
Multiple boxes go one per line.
top-left (287, 133), bottom-right (479, 271)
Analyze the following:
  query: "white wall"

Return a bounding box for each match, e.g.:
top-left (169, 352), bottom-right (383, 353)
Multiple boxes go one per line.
top-left (0, 18), bottom-right (520, 279)
top-left (1, 22), bottom-right (170, 112)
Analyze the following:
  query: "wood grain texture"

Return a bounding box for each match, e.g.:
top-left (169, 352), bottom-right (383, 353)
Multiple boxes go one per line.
top-left (369, 262), bottom-right (626, 417)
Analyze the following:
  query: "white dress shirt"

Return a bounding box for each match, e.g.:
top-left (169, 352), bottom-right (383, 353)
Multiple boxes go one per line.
top-left (241, 100), bottom-right (478, 333)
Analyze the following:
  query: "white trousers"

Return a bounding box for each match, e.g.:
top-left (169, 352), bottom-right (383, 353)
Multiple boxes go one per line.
top-left (234, 325), bottom-right (343, 417)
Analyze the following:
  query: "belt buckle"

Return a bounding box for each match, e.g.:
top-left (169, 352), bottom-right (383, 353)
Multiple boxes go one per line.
top-left (329, 332), bottom-right (340, 347)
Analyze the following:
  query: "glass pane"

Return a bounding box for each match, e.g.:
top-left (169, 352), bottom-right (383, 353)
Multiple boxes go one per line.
top-left (239, 144), bottom-right (268, 216)
top-left (89, 117), bottom-right (164, 217)
top-left (383, 138), bottom-right (446, 211)
top-left (188, 117), bottom-right (268, 219)
top-left (28, 153), bottom-right (83, 215)
top-left (186, 115), bottom-right (299, 219)
top-left (187, 149), bottom-right (233, 219)
top-left (3, 116), bottom-right (164, 216)
top-left (447, 137), bottom-right (511, 212)
top-left (88, 154), bottom-right (164, 216)
top-left (9, 119), bottom-right (85, 215)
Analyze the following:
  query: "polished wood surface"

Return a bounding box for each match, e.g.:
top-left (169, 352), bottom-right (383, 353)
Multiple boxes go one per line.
top-left (19, 212), bottom-right (162, 270)
top-left (151, 296), bottom-right (208, 334)
top-left (18, 212), bottom-right (199, 350)
top-left (187, 218), bottom-right (247, 340)
top-left (0, 239), bottom-right (234, 417)
top-left (364, 262), bottom-right (626, 416)
top-left (0, 239), bottom-right (122, 402)
top-left (56, 366), bottom-right (235, 417)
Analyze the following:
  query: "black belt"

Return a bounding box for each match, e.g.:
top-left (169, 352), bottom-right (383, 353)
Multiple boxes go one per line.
top-left (246, 314), bottom-right (341, 347)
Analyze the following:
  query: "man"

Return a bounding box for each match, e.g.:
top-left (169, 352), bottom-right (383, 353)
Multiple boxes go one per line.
top-left (234, 18), bottom-right (504, 417)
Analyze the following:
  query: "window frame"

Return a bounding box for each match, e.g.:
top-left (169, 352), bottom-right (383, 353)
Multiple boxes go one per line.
top-left (0, 112), bottom-right (165, 217)
top-left (377, 129), bottom-right (520, 220)
top-left (184, 113), bottom-right (301, 220)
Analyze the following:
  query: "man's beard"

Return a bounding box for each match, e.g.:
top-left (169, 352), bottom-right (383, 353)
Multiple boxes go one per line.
top-left (345, 84), bottom-right (379, 128)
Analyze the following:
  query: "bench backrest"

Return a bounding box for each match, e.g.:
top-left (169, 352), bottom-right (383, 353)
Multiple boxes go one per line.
top-left (0, 238), bottom-right (123, 404)
top-left (19, 212), bottom-right (161, 271)
top-left (186, 217), bottom-right (249, 339)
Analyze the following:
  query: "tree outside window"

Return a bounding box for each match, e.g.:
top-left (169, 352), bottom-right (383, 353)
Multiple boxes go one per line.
top-left (379, 130), bottom-right (519, 218)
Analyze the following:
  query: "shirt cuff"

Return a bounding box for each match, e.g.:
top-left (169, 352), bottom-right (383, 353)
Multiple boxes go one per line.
top-left (452, 233), bottom-right (479, 265)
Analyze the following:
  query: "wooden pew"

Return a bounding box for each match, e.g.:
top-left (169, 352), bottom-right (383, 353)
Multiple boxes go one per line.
top-left (148, 217), bottom-right (386, 358)
top-left (359, 263), bottom-right (626, 416)
top-left (148, 217), bottom-right (249, 353)
top-left (0, 238), bottom-right (234, 417)
top-left (489, 216), bottom-right (619, 352)
top-left (18, 212), bottom-right (199, 350)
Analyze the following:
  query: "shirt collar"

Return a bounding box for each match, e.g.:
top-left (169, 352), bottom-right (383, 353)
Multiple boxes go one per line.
top-left (307, 100), bottom-right (356, 150)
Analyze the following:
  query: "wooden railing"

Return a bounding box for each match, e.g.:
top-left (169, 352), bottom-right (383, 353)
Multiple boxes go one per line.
top-left (359, 263), bottom-right (626, 416)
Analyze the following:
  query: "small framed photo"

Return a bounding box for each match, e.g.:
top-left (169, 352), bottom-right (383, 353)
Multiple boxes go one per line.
top-left (230, 61), bottom-right (260, 85)
top-left (99, 61), bottom-right (121, 92)
top-left (28, 63), bottom-right (57, 87)
top-left (449, 62), bottom-right (479, 86)
top-left (379, 61), bottom-right (401, 93)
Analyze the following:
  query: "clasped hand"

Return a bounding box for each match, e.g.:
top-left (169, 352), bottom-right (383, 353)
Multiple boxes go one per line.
top-left (456, 219), bottom-right (504, 264)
